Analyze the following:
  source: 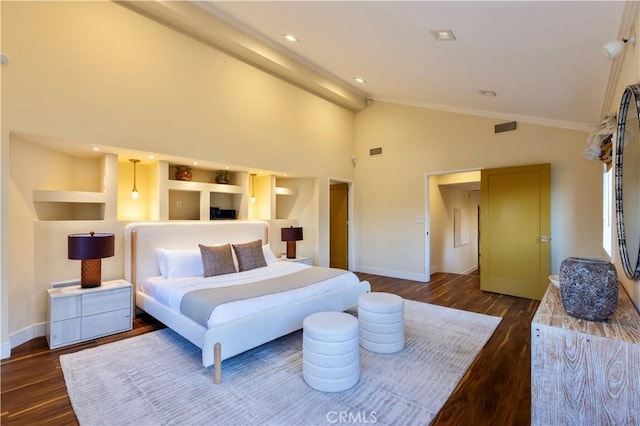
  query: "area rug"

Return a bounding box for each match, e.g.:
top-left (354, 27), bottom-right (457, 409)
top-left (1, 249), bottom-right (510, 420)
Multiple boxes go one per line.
top-left (60, 300), bottom-right (501, 426)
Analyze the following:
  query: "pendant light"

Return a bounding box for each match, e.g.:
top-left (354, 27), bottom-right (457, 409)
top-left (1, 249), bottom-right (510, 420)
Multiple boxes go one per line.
top-left (129, 159), bottom-right (140, 199)
top-left (250, 173), bottom-right (256, 203)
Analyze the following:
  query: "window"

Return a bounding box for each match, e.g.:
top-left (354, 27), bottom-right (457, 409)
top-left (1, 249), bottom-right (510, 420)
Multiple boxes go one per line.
top-left (602, 165), bottom-right (613, 258)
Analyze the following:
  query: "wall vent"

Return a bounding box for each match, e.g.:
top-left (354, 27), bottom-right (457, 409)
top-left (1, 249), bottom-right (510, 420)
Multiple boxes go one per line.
top-left (369, 147), bottom-right (383, 156)
top-left (494, 121), bottom-right (518, 134)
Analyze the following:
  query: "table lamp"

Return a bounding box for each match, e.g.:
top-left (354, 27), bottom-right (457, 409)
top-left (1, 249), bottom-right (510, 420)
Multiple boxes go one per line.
top-left (68, 232), bottom-right (115, 288)
top-left (281, 226), bottom-right (303, 259)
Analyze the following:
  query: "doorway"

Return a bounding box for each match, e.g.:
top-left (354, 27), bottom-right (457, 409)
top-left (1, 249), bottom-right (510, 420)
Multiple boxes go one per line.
top-left (330, 182), bottom-right (349, 270)
top-left (425, 170), bottom-right (481, 280)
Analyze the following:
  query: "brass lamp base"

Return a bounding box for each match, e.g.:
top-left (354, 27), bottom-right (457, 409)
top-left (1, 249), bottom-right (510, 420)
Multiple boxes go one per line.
top-left (80, 259), bottom-right (102, 288)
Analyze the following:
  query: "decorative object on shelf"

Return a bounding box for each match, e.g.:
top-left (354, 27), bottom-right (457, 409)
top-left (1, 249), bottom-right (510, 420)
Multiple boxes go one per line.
top-left (175, 166), bottom-right (192, 181)
top-left (281, 226), bottom-right (303, 259)
top-left (583, 114), bottom-right (616, 170)
top-left (250, 173), bottom-right (257, 203)
top-left (215, 170), bottom-right (230, 184)
top-left (559, 257), bottom-right (618, 321)
top-left (614, 83), bottom-right (640, 281)
top-left (68, 232), bottom-right (115, 288)
top-left (129, 159), bottom-right (140, 199)
top-left (603, 33), bottom-right (635, 60)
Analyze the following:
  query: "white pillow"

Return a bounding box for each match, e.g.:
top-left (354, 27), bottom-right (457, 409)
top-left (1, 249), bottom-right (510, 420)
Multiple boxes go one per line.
top-left (263, 244), bottom-right (277, 265)
top-left (155, 248), bottom-right (204, 279)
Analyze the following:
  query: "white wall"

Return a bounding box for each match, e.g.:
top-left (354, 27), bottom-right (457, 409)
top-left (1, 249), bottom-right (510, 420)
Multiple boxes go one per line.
top-left (354, 102), bottom-right (601, 281)
top-left (1, 1), bottom-right (355, 352)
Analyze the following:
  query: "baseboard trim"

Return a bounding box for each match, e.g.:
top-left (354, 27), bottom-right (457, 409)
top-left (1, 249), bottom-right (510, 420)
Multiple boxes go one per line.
top-left (1, 341), bottom-right (11, 359)
top-left (9, 322), bottom-right (46, 351)
top-left (462, 264), bottom-right (479, 275)
top-left (355, 265), bottom-right (427, 282)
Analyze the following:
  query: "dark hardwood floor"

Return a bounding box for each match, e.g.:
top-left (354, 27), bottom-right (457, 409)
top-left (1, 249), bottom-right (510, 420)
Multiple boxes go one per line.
top-left (1, 272), bottom-right (538, 425)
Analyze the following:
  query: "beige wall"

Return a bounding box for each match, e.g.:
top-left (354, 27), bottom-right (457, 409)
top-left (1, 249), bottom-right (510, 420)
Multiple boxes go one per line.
top-left (354, 102), bottom-right (601, 281)
top-left (1, 1), bottom-right (354, 350)
top-left (604, 9), bottom-right (640, 309)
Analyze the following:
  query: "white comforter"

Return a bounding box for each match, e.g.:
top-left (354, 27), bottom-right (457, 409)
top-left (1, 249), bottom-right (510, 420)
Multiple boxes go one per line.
top-left (143, 262), bottom-right (358, 328)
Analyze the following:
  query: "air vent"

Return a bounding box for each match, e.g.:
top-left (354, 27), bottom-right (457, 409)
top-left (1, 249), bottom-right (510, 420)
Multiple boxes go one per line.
top-left (369, 147), bottom-right (383, 156)
top-left (495, 121), bottom-right (518, 134)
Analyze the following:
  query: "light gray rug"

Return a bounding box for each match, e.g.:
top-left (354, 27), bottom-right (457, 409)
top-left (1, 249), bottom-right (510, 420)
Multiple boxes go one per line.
top-left (60, 300), bottom-right (501, 426)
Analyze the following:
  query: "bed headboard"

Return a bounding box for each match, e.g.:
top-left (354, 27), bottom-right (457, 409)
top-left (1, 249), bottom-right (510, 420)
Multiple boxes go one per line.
top-left (124, 221), bottom-right (269, 291)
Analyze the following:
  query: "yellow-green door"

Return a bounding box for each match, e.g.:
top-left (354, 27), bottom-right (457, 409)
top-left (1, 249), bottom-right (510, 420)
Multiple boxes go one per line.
top-left (480, 164), bottom-right (550, 300)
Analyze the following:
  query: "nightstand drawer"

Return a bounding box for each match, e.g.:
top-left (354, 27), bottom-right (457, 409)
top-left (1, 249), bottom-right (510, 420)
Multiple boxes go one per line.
top-left (50, 318), bottom-right (81, 347)
top-left (81, 308), bottom-right (132, 340)
top-left (82, 288), bottom-right (131, 316)
top-left (51, 297), bottom-right (81, 321)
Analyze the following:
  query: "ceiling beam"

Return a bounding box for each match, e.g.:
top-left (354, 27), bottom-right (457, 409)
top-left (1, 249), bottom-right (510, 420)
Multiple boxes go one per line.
top-left (116, 0), bottom-right (367, 112)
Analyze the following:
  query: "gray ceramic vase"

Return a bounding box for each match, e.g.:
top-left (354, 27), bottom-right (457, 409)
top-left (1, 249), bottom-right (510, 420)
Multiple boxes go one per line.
top-left (559, 257), bottom-right (618, 321)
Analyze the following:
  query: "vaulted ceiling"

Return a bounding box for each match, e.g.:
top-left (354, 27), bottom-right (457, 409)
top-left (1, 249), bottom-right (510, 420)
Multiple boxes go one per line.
top-left (195, 1), bottom-right (629, 130)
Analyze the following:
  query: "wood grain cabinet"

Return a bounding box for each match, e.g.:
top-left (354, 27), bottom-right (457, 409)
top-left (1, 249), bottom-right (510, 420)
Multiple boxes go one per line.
top-left (46, 279), bottom-right (132, 349)
top-left (531, 284), bottom-right (640, 425)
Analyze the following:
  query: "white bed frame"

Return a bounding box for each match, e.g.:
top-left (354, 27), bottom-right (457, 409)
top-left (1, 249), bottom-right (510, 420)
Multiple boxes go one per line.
top-left (124, 221), bottom-right (370, 383)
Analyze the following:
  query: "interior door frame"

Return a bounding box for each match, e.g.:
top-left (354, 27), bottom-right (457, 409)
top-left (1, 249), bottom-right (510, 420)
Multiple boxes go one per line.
top-left (424, 167), bottom-right (484, 282)
top-left (329, 178), bottom-right (354, 270)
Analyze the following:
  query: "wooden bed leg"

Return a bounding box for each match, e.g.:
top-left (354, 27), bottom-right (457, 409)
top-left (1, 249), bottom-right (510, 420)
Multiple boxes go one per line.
top-left (214, 343), bottom-right (222, 384)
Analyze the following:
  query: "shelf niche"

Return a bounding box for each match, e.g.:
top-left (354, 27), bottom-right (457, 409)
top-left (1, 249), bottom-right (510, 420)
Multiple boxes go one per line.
top-left (157, 161), bottom-right (247, 221)
top-left (31, 152), bottom-right (117, 221)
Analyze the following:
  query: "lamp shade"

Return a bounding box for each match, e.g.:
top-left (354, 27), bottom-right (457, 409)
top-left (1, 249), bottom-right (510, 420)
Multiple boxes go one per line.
top-left (281, 227), bottom-right (303, 242)
top-left (68, 232), bottom-right (115, 260)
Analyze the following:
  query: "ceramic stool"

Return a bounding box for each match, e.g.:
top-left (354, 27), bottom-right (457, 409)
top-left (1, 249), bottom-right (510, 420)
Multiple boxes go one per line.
top-left (302, 311), bottom-right (360, 392)
top-left (358, 292), bottom-right (404, 353)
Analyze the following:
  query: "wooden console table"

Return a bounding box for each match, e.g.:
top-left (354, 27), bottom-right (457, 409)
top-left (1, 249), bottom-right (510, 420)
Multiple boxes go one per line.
top-left (531, 283), bottom-right (640, 425)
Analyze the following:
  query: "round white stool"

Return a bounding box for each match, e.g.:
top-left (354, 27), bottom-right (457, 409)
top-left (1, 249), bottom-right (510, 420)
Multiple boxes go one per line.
top-left (358, 292), bottom-right (404, 353)
top-left (302, 311), bottom-right (360, 392)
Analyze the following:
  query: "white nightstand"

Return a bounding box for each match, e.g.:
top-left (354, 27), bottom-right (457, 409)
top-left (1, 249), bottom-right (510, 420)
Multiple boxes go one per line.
top-left (280, 256), bottom-right (313, 265)
top-left (46, 279), bottom-right (133, 349)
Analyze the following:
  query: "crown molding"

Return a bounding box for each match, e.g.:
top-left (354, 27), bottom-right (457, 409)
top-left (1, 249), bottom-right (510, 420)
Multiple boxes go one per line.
top-left (601, 1), bottom-right (639, 116)
top-left (372, 97), bottom-right (595, 132)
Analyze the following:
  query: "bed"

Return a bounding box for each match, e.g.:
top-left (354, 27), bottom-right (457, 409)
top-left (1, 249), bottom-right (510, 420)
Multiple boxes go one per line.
top-left (124, 221), bottom-right (370, 383)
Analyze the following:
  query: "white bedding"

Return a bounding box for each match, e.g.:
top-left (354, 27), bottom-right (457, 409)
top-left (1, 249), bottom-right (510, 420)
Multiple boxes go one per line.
top-left (143, 261), bottom-right (359, 328)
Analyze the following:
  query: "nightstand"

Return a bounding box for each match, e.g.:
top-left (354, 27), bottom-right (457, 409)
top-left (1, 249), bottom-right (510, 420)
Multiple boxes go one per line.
top-left (280, 256), bottom-right (313, 265)
top-left (46, 279), bottom-right (133, 349)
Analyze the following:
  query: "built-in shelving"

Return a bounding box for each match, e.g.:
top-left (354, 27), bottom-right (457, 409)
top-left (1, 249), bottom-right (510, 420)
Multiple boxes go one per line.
top-left (167, 179), bottom-right (243, 194)
top-left (275, 186), bottom-right (298, 196)
top-left (32, 153), bottom-right (117, 221)
top-left (33, 190), bottom-right (108, 203)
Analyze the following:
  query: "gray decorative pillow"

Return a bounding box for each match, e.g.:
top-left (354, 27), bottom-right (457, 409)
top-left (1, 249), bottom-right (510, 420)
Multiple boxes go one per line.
top-left (232, 239), bottom-right (267, 272)
top-left (199, 244), bottom-right (237, 277)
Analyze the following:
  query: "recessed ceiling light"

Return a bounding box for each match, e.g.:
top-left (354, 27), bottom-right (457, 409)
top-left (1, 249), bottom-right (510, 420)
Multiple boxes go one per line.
top-left (430, 30), bottom-right (456, 41)
top-left (284, 34), bottom-right (298, 42)
top-left (479, 90), bottom-right (497, 97)
top-left (354, 77), bottom-right (366, 84)
top-left (92, 147), bottom-right (100, 151)
top-left (148, 154), bottom-right (155, 159)
top-left (192, 161), bottom-right (198, 165)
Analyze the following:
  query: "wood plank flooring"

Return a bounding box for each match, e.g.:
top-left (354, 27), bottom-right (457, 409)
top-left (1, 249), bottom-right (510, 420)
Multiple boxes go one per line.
top-left (1, 272), bottom-right (538, 425)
